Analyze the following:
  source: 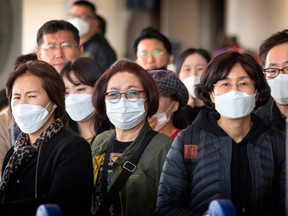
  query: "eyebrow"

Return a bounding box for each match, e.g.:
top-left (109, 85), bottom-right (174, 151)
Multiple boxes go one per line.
top-left (107, 85), bottom-right (141, 91)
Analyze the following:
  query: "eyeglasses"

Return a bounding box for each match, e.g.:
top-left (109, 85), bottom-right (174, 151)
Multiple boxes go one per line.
top-left (104, 90), bottom-right (145, 103)
top-left (213, 79), bottom-right (254, 91)
top-left (263, 66), bottom-right (288, 78)
top-left (137, 50), bottom-right (163, 58)
top-left (40, 42), bottom-right (78, 53)
top-left (68, 14), bottom-right (95, 20)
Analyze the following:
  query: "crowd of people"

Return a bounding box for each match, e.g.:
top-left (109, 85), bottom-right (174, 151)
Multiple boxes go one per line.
top-left (0, 0), bottom-right (287, 216)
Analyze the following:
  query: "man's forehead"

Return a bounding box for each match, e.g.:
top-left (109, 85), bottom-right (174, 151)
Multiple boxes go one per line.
top-left (41, 31), bottom-right (75, 43)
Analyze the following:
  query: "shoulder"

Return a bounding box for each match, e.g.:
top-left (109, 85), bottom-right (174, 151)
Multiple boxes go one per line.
top-left (47, 129), bottom-right (90, 153)
top-left (148, 132), bottom-right (173, 150)
top-left (91, 129), bottom-right (115, 156)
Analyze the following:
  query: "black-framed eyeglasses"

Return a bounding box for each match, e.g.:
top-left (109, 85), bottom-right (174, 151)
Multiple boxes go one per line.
top-left (263, 66), bottom-right (288, 78)
top-left (104, 90), bottom-right (145, 103)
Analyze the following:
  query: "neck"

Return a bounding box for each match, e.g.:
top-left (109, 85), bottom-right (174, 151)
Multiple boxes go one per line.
top-left (115, 120), bottom-right (145, 142)
top-left (158, 120), bottom-right (178, 137)
top-left (217, 115), bottom-right (252, 143)
top-left (77, 118), bottom-right (96, 141)
top-left (275, 102), bottom-right (288, 118)
top-left (187, 97), bottom-right (204, 108)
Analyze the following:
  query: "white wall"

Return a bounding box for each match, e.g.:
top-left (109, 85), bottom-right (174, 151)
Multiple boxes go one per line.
top-left (226, 0), bottom-right (288, 52)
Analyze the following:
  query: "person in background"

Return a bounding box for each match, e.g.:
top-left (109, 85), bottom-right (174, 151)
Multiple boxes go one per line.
top-left (254, 29), bottom-right (288, 132)
top-left (0, 89), bottom-right (10, 179)
top-left (91, 60), bottom-right (172, 216)
top-left (157, 52), bottom-right (285, 216)
top-left (36, 20), bottom-right (83, 73)
top-left (133, 27), bottom-right (173, 70)
top-left (68, 0), bottom-right (117, 70)
top-left (175, 48), bottom-right (211, 124)
top-left (60, 57), bottom-right (112, 144)
top-left (148, 70), bottom-right (189, 139)
top-left (0, 60), bottom-right (93, 215)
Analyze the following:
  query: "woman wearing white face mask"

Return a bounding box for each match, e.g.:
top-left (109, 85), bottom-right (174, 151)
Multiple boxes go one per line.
top-left (91, 60), bottom-right (172, 216)
top-left (0, 60), bottom-right (93, 215)
top-left (157, 52), bottom-right (285, 216)
top-left (148, 70), bottom-right (189, 139)
top-left (60, 57), bottom-right (112, 144)
top-left (175, 48), bottom-right (211, 125)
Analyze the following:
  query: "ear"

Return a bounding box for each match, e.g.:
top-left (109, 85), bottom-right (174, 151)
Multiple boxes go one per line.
top-left (35, 48), bottom-right (42, 60)
top-left (78, 45), bottom-right (84, 56)
top-left (255, 89), bottom-right (259, 102)
top-left (171, 100), bottom-right (179, 112)
top-left (209, 91), bottom-right (215, 104)
top-left (168, 54), bottom-right (174, 65)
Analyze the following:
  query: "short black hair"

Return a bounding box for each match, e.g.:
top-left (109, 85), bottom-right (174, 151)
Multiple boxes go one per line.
top-left (259, 29), bottom-right (288, 66)
top-left (133, 27), bottom-right (172, 55)
top-left (14, 53), bottom-right (37, 69)
top-left (36, 20), bottom-right (80, 47)
top-left (72, 0), bottom-right (97, 14)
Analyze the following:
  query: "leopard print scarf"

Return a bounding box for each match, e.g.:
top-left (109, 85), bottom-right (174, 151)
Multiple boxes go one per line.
top-left (0, 118), bottom-right (64, 198)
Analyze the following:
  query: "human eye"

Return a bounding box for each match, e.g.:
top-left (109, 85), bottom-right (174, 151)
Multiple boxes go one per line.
top-left (264, 68), bottom-right (278, 73)
top-left (141, 52), bottom-right (148, 58)
top-left (238, 81), bottom-right (249, 86)
top-left (76, 87), bottom-right (85, 92)
top-left (126, 90), bottom-right (139, 97)
top-left (283, 66), bottom-right (288, 73)
top-left (220, 82), bottom-right (231, 87)
top-left (61, 42), bottom-right (72, 49)
top-left (152, 50), bottom-right (163, 57)
top-left (43, 44), bottom-right (56, 51)
top-left (106, 91), bottom-right (120, 100)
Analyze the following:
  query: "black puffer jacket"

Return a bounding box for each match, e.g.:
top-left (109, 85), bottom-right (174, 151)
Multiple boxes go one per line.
top-left (157, 110), bottom-right (285, 216)
top-left (254, 97), bottom-right (286, 133)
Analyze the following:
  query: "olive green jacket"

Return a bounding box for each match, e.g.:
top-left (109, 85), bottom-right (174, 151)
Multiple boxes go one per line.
top-left (91, 122), bottom-right (172, 216)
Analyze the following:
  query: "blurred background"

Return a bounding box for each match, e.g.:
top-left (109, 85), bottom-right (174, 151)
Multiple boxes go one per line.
top-left (0, 0), bottom-right (287, 88)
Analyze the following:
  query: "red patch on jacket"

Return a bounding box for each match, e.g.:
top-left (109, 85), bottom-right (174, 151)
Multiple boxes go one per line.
top-left (184, 145), bottom-right (198, 159)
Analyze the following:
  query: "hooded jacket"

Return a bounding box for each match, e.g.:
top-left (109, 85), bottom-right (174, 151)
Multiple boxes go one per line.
top-left (157, 110), bottom-right (285, 216)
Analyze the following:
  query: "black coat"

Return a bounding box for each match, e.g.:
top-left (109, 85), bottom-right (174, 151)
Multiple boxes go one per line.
top-left (157, 110), bottom-right (285, 216)
top-left (0, 128), bottom-right (94, 216)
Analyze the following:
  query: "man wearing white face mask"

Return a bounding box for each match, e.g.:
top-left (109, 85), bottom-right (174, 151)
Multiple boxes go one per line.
top-left (254, 29), bottom-right (288, 132)
top-left (68, 0), bottom-right (117, 70)
top-left (157, 52), bottom-right (285, 216)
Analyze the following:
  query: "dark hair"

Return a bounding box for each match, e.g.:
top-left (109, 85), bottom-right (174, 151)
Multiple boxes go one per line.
top-left (36, 20), bottom-right (80, 47)
top-left (60, 57), bottom-right (103, 87)
top-left (0, 88), bottom-right (8, 110)
top-left (175, 48), bottom-right (211, 76)
top-left (93, 60), bottom-right (159, 120)
top-left (72, 0), bottom-right (97, 14)
top-left (259, 29), bottom-right (288, 66)
top-left (96, 14), bottom-right (106, 35)
top-left (133, 27), bottom-right (172, 55)
top-left (60, 57), bottom-right (112, 134)
top-left (195, 51), bottom-right (271, 109)
top-left (14, 53), bottom-right (37, 69)
top-left (6, 60), bottom-right (66, 119)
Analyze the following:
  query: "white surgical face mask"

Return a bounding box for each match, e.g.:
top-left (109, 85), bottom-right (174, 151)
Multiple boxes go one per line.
top-left (181, 76), bottom-right (201, 98)
top-left (105, 98), bottom-right (146, 130)
top-left (152, 102), bottom-right (174, 131)
top-left (12, 101), bottom-right (54, 134)
top-left (267, 74), bottom-right (288, 105)
top-left (214, 90), bottom-right (255, 119)
top-left (68, 17), bottom-right (89, 36)
top-left (65, 94), bottom-right (95, 122)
